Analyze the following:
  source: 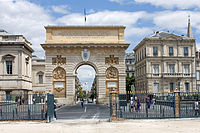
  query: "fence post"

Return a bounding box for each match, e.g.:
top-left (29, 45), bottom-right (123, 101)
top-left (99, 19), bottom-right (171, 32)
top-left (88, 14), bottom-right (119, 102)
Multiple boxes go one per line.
top-left (109, 93), bottom-right (113, 122)
top-left (174, 89), bottom-right (180, 118)
top-left (47, 94), bottom-right (54, 123)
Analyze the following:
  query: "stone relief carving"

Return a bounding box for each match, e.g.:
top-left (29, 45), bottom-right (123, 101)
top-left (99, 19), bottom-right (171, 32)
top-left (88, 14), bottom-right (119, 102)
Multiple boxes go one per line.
top-left (106, 66), bottom-right (118, 79)
top-left (52, 55), bottom-right (66, 66)
top-left (53, 67), bottom-right (66, 79)
top-left (55, 87), bottom-right (64, 92)
top-left (105, 55), bottom-right (119, 65)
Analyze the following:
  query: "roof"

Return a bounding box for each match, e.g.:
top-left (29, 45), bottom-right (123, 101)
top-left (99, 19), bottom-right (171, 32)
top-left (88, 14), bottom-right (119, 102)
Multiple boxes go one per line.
top-left (45, 25), bottom-right (126, 29)
top-left (0, 29), bottom-right (11, 35)
top-left (149, 31), bottom-right (188, 39)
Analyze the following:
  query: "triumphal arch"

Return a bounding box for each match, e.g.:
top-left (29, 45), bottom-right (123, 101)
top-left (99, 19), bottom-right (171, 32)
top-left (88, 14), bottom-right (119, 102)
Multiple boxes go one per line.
top-left (41, 26), bottom-right (129, 105)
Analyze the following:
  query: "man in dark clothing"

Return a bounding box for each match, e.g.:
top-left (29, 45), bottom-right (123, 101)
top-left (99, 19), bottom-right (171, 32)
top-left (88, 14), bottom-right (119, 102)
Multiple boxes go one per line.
top-left (54, 101), bottom-right (57, 120)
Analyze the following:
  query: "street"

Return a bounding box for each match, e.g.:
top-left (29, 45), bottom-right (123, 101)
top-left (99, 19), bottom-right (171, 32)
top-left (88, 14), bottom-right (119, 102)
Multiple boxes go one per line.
top-left (56, 102), bottom-right (110, 120)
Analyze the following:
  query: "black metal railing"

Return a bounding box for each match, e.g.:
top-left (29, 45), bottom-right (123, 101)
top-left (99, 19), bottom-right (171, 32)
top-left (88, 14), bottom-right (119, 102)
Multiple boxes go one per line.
top-left (110, 92), bottom-right (200, 119)
top-left (0, 94), bottom-right (54, 121)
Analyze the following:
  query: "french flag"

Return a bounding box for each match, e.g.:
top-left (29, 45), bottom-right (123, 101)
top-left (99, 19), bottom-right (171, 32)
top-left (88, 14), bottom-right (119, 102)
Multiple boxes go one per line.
top-left (84, 8), bottom-right (86, 22)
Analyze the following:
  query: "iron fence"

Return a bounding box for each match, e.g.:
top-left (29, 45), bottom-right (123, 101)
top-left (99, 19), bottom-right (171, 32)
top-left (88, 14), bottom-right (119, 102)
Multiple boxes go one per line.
top-left (110, 92), bottom-right (200, 119)
top-left (0, 94), bottom-right (54, 121)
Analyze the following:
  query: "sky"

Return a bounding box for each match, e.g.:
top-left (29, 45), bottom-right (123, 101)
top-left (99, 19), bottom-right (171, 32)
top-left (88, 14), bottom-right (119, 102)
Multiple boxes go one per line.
top-left (1, 0), bottom-right (200, 89)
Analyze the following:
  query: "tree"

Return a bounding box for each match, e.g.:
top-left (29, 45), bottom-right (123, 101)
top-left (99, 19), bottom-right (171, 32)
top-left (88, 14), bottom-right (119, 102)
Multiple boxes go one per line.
top-left (77, 87), bottom-right (86, 98)
top-left (126, 76), bottom-right (135, 92)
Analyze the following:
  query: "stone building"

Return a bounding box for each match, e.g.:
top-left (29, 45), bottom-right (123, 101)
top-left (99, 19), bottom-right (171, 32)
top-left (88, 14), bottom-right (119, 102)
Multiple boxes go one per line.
top-left (125, 52), bottom-right (135, 77)
top-left (31, 55), bottom-right (46, 94)
top-left (41, 26), bottom-right (129, 105)
top-left (134, 19), bottom-right (197, 93)
top-left (196, 51), bottom-right (200, 92)
top-left (0, 30), bottom-right (34, 95)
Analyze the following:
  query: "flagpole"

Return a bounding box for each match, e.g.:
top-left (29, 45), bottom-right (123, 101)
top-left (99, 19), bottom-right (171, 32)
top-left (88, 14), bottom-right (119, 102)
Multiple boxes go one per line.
top-left (84, 8), bottom-right (86, 26)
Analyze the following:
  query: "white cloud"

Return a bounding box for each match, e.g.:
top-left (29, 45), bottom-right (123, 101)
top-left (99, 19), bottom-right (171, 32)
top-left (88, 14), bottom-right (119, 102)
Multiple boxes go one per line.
top-left (152, 11), bottom-right (200, 37)
top-left (0, 0), bottom-right (54, 57)
top-left (134, 0), bottom-right (200, 9)
top-left (109, 0), bottom-right (124, 4)
top-left (51, 5), bottom-right (70, 14)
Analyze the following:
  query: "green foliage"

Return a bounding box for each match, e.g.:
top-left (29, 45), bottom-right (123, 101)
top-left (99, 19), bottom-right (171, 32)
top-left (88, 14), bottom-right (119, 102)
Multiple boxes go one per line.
top-left (77, 88), bottom-right (86, 98)
top-left (126, 76), bottom-right (135, 91)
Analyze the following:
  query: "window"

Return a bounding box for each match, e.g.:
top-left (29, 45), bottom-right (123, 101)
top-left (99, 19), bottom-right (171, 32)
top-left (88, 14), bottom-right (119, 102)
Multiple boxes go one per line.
top-left (170, 82), bottom-right (174, 92)
top-left (153, 47), bottom-right (158, 56)
top-left (184, 47), bottom-right (188, 56)
top-left (169, 64), bottom-right (175, 74)
top-left (197, 61), bottom-right (199, 67)
top-left (39, 75), bottom-right (43, 84)
top-left (153, 64), bottom-right (159, 74)
top-left (126, 66), bottom-right (129, 71)
top-left (184, 64), bottom-right (190, 74)
top-left (127, 73), bottom-right (129, 77)
top-left (197, 71), bottom-right (200, 80)
top-left (185, 82), bottom-right (190, 92)
top-left (6, 61), bottom-right (12, 74)
top-left (169, 47), bottom-right (174, 56)
top-left (154, 83), bottom-right (159, 93)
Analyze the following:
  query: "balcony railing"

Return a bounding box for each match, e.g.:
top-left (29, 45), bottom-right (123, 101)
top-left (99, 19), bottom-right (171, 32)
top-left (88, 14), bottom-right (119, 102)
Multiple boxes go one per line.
top-left (153, 74), bottom-right (159, 76)
top-left (162, 73), bottom-right (191, 77)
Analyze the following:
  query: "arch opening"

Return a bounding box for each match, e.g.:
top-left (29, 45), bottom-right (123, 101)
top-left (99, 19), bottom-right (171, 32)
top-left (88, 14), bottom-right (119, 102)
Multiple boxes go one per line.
top-left (75, 64), bottom-right (97, 104)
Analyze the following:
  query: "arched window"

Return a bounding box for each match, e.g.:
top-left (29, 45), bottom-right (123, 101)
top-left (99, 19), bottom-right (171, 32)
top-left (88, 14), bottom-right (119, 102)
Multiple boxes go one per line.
top-left (37, 71), bottom-right (44, 84)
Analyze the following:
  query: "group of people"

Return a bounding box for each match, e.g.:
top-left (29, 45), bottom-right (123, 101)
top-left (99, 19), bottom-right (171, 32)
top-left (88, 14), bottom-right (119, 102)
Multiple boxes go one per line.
top-left (129, 96), bottom-right (156, 112)
top-left (130, 97), bottom-right (141, 112)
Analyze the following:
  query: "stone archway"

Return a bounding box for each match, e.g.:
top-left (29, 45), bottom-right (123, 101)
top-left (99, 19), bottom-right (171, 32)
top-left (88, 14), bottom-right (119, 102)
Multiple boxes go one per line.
top-left (41, 26), bottom-right (129, 105)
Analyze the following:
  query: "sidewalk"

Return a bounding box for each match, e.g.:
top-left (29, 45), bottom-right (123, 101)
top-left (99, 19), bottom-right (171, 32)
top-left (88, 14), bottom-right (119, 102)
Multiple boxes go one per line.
top-left (0, 118), bottom-right (200, 133)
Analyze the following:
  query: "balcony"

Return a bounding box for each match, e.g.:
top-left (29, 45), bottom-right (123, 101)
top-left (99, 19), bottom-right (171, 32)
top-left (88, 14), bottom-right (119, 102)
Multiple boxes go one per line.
top-left (162, 73), bottom-right (191, 78)
top-left (163, 73), bottom-right (182, 78)
top-left (153, 74), bottom-right (160, 76)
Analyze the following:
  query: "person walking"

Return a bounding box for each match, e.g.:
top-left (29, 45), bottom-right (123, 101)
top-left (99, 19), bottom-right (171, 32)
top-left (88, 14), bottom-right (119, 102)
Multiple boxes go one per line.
top-left (137, 99), bottom-right (140, 111)
top-left (81, 98), bottom-right (84, 108)
top-left (54, 101), bottom-right (57, 120)
top-left (194, 99), bottom-right (199, 116)
top-left (130, 100), bottom-right (134, 112)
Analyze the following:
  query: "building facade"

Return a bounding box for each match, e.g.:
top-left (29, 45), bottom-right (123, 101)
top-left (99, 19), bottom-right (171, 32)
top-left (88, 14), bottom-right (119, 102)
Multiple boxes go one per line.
top-left (31, 55), bottom-right (45, 94)
top-left (0, 30), bottom-right (34, 95)
top-left (134, 20), bottom-right (196, 93)
top-left (196, 51), bottom-right (200, 92)
top-left (125, 52), bottom-right (135, 77)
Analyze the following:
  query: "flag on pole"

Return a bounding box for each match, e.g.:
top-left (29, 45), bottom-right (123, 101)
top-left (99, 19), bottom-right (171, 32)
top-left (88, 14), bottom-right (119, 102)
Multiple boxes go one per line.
top-left (84, 8), bottom-right (86, 22)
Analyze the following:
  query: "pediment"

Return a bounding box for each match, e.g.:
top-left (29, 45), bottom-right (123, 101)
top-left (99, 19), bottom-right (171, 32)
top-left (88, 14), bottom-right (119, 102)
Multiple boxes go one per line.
top-left (162, 34), bottom-right (182, 40)
top-left (2, 54), bottom-right (15, 61)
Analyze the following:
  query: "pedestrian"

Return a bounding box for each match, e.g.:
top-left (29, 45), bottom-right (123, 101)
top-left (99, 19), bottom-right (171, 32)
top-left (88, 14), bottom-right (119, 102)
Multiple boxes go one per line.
top-left (32, 97), bottom-right (36, 104)
top-left (54, 101), bottom-right (57, 119)
top-left (81, 98), bottom-right (84, 108)
top-left (137, 99), bottom-right (140, 111)
top-left (194, 99), bottom-right (199, 116)
top-left (130, 100), bottom-right (134, 112)
top-left (152, 97), bottom-right (156, 109)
